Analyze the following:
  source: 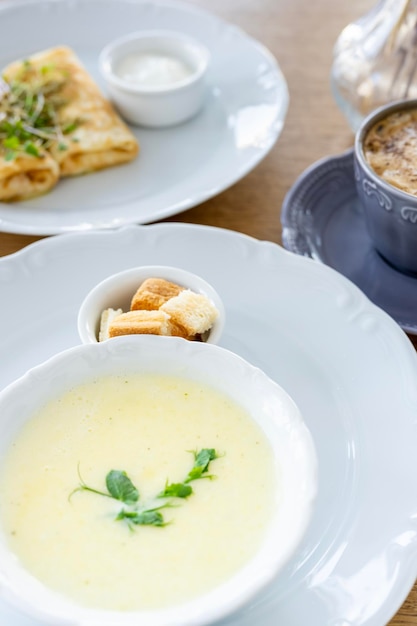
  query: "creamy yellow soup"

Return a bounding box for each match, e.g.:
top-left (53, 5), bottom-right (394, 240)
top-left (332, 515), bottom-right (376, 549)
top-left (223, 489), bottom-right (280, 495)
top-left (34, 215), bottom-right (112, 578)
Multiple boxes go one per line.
top-left (0, 374), bottom-right (277, 611)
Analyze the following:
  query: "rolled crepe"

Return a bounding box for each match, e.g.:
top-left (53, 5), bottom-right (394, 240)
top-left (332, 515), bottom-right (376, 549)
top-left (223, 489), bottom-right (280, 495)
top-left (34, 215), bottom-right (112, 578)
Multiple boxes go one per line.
top-left (3, 46), bottom-right (139, 180)
top-left (0, 151), bottom-right (59, 201)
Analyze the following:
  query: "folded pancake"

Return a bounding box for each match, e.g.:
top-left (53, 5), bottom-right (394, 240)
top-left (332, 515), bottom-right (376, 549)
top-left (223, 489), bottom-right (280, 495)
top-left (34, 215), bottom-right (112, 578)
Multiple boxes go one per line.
top-left (0, 73), bottom-right (61, 200)
top-left (2, 46), bottom-right (139, 181)
top-left (0, 151), bottom-right (59, 201)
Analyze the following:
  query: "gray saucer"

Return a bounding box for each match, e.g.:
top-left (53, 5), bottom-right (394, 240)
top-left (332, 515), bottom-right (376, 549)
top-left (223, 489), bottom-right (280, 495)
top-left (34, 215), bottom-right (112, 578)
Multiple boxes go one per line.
top-left (281, 149), bottom-right (417, 335)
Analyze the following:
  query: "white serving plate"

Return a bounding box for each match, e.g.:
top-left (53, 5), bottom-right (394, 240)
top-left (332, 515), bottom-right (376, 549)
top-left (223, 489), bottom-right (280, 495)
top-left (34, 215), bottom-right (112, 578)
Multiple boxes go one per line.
top-left (1, 223), bottom-right (417, 626)
top-left (0, 0), bottom-right (288, 235)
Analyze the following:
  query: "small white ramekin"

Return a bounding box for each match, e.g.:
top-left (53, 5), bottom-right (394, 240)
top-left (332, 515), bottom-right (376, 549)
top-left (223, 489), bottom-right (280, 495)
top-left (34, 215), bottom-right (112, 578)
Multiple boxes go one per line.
top-left (77, 265), bottom-right (225, 345)
top-left (99, 30), bottom-right (210, 127)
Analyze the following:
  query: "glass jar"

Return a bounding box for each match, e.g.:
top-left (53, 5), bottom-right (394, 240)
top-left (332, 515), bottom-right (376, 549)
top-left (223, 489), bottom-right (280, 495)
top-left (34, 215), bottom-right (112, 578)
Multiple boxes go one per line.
top-left (331, 0), bottom-right (417, 130)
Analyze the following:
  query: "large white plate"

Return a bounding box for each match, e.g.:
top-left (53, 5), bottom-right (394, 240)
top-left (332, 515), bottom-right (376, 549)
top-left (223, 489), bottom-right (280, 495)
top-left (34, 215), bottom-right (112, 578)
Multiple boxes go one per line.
top-left (1, 223), bottom-right (417, 625)
top-left (0, 0), bottom-right (288, 235)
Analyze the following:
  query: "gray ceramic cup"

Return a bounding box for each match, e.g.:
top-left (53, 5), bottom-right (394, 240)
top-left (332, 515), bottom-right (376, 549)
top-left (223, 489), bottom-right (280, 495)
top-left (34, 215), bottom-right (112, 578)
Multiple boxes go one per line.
top-left (354, 99), bottom-right (417, 275)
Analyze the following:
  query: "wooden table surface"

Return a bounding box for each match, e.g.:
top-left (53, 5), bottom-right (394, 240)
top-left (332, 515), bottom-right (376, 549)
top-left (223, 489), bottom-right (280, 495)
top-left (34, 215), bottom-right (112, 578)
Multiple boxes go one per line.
top-left (0, 0), bottom-right (416, 624)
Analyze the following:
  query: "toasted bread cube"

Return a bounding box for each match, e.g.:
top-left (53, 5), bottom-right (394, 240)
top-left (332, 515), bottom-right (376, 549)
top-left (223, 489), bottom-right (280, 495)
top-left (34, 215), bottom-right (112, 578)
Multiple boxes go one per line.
top-left (160, 290), bottom-right (218, 337)
top-left (98, 307), bottom-right (124, 341)
top-left (108, 310), bottom-right (171, 337)
top-left (130, 278), bottom-right (184, 311)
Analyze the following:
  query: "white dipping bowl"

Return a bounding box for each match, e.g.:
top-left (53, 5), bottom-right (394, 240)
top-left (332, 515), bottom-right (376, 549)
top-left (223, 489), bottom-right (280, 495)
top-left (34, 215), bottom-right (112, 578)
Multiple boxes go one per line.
top-left (99, 30), bottom-right (210, 127)
top-left (77, 265), bottom-right (225, 345)
top-left (0, 336), bottom-right (317, 626)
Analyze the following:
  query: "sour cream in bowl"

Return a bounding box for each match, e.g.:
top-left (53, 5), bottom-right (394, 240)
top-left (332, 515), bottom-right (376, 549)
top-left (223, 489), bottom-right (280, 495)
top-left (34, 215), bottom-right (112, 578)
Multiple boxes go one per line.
top-left (99, 30), bottom-right (210, 127)
top-left (0, 336), bottom-right (317, 626)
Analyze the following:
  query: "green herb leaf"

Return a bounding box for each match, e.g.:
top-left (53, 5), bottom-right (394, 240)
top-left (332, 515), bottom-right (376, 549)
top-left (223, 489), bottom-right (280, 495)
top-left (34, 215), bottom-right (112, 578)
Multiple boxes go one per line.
top-left (194, 448), bottom-right (218, 470)
top-left (158, 482), bottom-right (193, 499)
top-left (116, 509), bottom-right (166, 527)
top-left (105, 470), bottom-right (139, 505)
top-left (24, 141), bottom-right (40, 157)
top-left (40, 63), bottom-right (55, 75)
top-left (62, 121), bottom-right (78, 134)
top-left (185, 448), bottom-right (219, 483)
top-left (186, 466), bottom-right (206, 481)
top-left (3, 136), bottom-right (20, 150)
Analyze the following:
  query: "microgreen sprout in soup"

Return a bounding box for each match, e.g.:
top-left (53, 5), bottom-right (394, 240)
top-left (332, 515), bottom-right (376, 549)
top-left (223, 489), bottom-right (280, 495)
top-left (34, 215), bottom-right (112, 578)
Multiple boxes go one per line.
top-left (71, 448), bottom-right (221, 530)
top-left (0, 60), bottom-right (80, 161)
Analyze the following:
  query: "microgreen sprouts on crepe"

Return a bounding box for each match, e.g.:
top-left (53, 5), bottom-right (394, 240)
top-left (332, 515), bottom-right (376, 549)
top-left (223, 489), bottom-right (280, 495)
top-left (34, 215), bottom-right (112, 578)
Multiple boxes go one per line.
top-left (71, 448), bottom-right (221, 530)
top-left (0, 59), bottom-right (81, 160)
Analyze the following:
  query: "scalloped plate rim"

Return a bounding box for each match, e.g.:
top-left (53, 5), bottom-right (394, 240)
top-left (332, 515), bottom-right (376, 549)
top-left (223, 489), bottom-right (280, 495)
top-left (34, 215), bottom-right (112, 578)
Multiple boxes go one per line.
top-left (0, 0), bottom-right (288, 235)
top-left (1, 223), bottom-right (417, 626)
